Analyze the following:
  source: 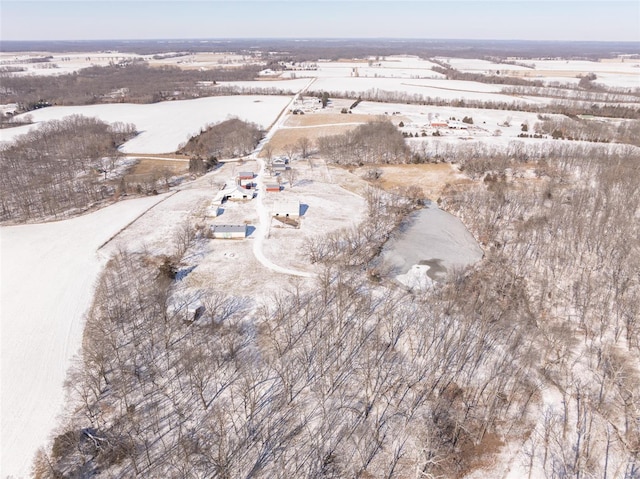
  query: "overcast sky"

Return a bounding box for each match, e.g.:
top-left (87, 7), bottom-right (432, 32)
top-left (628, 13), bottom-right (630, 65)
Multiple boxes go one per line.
top-left (1, 1), bottom-right (639, 42)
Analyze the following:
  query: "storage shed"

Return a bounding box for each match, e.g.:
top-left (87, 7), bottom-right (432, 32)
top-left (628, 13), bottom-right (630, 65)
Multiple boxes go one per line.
top-left (211, 224), bottom-right (247, 239)
top-left (238, 172), bottom-right (255, 187)
top-left (265, 183), bottom-right (281, 192)
top-left (273, 200), bottom-right (300, 218)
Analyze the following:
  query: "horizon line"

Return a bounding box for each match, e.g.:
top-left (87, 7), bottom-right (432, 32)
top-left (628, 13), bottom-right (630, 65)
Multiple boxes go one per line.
top-left (2, 37), bottom-right (640, 44)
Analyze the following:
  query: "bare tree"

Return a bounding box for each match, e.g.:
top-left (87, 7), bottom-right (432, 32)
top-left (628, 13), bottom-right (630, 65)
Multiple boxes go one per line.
top-left (283, 143), bottom-right (297, 163)
top-left (296, 136), bottom-right (311, 159)
top-left (285, 167), bottom-right (297, 188)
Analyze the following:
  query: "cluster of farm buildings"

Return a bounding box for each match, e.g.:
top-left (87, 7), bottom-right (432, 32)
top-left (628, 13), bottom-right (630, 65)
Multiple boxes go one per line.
top-left (207, 164), bottom-right (301, 240)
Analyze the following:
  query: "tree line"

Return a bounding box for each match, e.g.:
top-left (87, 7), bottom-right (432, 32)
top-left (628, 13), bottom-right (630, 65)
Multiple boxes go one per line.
top-left (0, 62), bottom-right (264, 111)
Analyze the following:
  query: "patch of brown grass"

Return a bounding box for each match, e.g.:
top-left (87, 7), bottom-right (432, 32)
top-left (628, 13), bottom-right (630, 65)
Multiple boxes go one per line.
top-left (262, 125), bottom-right (361, 157)
top-left (355, 163), bottom-right (473, 200)
top-left (128, 159), bottom-right (189, 176)
top-left (284, 113), bottom-right (381, 127)
top-left (456, 432), bottom-right (506, 478)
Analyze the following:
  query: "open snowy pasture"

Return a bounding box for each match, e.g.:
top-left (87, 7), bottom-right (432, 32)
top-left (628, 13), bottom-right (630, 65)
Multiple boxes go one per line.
top-left (439, 57), bottom-right (534, 73)
top-left (216, 78), bottom-right (310, 94)
top-left (0, 51), bottom-right (261, 78)
top-left (0, 51), bottom-right (143, 77)
top-left (0, 194), bottom-right (169, 479)
top-left (5, 95), bottom-right (291, 154)
top-left (354, 100), bottom-right (544, 134)
top-left (311, 77), bottom-right (550, 105)
top-left (440, 56), bottom-right (640, 90)
top-left (146, 51), bottom-right (260, 70)
top-left (281, 55), bottom-right (445, 80)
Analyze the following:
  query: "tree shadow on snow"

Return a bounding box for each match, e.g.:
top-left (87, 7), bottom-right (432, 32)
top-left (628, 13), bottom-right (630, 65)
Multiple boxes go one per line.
top-left (176, 265), bottom-right (196, 281)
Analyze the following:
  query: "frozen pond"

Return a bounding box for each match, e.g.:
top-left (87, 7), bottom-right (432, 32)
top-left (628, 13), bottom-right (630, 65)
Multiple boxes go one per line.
top-left (382, 202), bottom-right (483, 289)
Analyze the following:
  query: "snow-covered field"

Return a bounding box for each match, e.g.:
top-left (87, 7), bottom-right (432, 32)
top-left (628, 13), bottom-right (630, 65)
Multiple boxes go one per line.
top-left (281, 55), bottom-right (445, 80)
top-left (0, 52), bottom-right (141, 77)
top-left (439, 57), bottom-right (534, 73)
top-left (441, 57), bottom-right (640, 90)
top-left (3, 95), bottom-right (291, 153)
top-left (311, 77), bottom-right (550, 104)
top-left (217, 78), bottom-right (310, 93)
top-left (0, 195), bottom-right (169, 479)
top-left (0, 51), bottom-right (257, 77)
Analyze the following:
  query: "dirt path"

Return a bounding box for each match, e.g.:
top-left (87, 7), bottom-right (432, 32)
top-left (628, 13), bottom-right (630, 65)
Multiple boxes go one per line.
top-left (125, 154), bottom-right (189, 162)
top-left (280, 121), bottom-right (366, 129)
top-left (249, 78), bottom-right (316, 278)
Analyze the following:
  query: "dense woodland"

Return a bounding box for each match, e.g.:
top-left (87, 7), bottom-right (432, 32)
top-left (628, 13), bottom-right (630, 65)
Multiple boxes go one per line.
top-left (444, 144), bottom-right (640, 478)
top-left (0, 62), bottom-right (265, 109)
top-left (317, 120), bottom-right (411, 165)
top-left (178, 118), bottom-right (264, 161)
top-left (0, 115), bottom-right (136, 223)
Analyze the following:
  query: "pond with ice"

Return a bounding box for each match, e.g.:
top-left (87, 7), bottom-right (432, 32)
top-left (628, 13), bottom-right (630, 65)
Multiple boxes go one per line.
top-left (381, 201), bottom-right (484, 289)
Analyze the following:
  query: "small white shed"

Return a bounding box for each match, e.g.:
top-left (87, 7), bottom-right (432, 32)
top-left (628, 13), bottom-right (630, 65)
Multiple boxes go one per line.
top-left (211, 224), bottom-right (247, 239)
top-left (273, 200), bottom-right (300, 218)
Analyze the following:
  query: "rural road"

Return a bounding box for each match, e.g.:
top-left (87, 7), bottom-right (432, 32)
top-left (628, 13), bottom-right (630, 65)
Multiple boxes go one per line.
top-left (249, 78), bottom-right (316, 278)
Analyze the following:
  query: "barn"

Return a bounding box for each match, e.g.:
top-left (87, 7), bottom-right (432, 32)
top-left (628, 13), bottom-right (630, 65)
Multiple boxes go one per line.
top-left (211, 224), bottom-right (247, 239)
top-left (273, 200), bottom-right (300, 218)
top-left (215, 184), bottom-right (255, 202)
top-left (238, 171), bottom-right (255, 187)
top-left (265, 183), bottom-right (281, 192)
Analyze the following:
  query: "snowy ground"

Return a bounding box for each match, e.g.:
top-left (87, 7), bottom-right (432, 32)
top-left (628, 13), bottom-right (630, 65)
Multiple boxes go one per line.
top-left (441, 56), bottom-right (640, 90)
top-left (0, 51), bottom-right (259, 77)
top-left (309, 77), bottom-right (551, 105)
top-left (0, 194), bottom-right (169, 479)
top-left (3, 95), bottom-right (292, 153)
top-left (280, 55), bottom-right (445, 80)
top-left (0, 52), bottom-right (142, 77)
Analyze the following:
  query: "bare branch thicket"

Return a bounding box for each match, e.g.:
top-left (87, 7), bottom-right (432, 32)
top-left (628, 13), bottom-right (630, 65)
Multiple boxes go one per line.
top-left (317, 120), bottom-right (411, 165)
top-left (442, 147), bottom-right (640, 477)
top-left (0, 115), bottom-right (136, 223)
top-left (178, 118), bottom-right (263, 161)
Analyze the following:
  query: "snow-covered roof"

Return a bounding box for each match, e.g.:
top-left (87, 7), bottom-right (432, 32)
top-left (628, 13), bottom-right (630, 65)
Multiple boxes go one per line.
top-left (214, 183), bottom-right (254, 202)
top-left (212, 224), bottom-right (246, 234)
top-left (273, 200), bottom-right (300, 217)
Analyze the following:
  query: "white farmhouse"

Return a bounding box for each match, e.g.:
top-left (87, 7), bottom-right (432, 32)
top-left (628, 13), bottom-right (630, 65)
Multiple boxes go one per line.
top-left (214, 183), bottom-right (254, 203)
